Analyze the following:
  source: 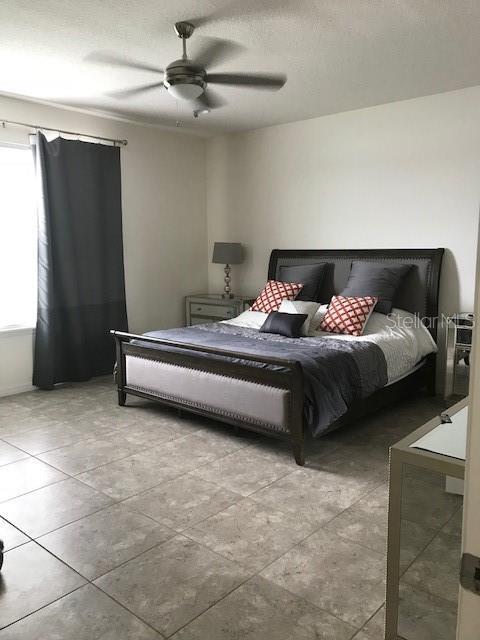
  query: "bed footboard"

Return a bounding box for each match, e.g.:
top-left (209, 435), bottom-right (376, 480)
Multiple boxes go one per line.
top-left (111, 330), bottom-right (305, 465)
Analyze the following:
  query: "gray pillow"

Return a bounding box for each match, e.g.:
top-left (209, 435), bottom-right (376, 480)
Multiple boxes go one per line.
top-left (278, 263), bottom-right (328, 302)
top-left (340, 261), bottom-right (412, 314)
top-left (260, 312), bottom-right (308, 338)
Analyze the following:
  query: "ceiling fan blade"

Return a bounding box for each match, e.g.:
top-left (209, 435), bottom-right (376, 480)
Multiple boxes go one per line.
top-left (106, 82), bottom-right (164, 99)
top-left (207, 72), bottom-right (286, 89)
top-left (193, 37), bottom-right (244, 70)
top-left (87, 51), bottom-right (162, 75)
top-left (195, 89), bottom-right (227, 110)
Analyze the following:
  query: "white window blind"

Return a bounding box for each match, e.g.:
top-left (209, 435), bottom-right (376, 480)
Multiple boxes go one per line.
top-left (0, 144), bottom-right (37, 330)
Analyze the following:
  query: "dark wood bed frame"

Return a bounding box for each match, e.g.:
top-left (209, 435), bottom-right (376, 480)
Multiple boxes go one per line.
top-left (112, 248), bottom-right (444, 466)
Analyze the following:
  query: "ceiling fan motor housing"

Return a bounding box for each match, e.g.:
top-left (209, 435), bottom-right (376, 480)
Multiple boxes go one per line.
top-left (163, 59), bottom-right (206, 100)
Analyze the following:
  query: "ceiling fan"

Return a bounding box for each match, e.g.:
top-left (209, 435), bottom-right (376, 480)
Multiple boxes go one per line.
top-left (89, 21), bottom-right (286, 115)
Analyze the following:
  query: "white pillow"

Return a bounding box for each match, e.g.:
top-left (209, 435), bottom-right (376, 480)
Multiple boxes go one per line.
top-left (222, 309), bottom-right (267, 330)
top-left (311, 304), bottom-right (329, 333)
top-left (278, 300), bottom-right (321, 336)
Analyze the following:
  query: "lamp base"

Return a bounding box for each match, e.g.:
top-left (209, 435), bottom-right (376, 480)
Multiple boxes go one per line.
top-left (223, 263), bottom-right (233, 299)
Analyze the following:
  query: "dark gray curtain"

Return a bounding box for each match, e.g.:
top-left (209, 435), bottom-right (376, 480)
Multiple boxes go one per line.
top-left (32, 133), bottom-right (128, 388)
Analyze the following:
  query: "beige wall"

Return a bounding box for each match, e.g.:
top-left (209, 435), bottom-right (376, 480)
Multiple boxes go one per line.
top-left (0, 95), bottom-right (207, 395)
top-left (206, 86), bottom-right (480, 321)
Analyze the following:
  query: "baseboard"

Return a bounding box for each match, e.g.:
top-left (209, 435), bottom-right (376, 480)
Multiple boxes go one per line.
top-left (0, 383), bottom-right (35, 398)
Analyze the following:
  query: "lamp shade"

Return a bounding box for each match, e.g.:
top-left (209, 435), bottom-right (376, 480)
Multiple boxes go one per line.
top-left (212, 242), bottom-right (243, 265)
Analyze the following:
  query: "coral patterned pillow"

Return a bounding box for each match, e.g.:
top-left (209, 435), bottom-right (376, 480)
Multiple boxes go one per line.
top-left (251, 280), bottom-right (303, 313)
top-left (320, 295), bottom-right (378, 336)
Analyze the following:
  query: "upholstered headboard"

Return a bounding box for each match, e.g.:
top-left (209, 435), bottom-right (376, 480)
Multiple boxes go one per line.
top-left (268, 249), bottom-right (444, 338)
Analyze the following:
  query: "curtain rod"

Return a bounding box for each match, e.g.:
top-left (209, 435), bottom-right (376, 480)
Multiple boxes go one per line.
top-left (1, 118), bottom-right (128, 146)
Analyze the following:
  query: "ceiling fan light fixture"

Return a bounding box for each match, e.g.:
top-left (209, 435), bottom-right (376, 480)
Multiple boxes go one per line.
top-left (166, 82), bottom-right (204, 101)
top-left (164, 58), bottom-right (206, 101)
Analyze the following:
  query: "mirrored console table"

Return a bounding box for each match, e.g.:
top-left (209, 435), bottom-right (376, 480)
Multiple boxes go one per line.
top-left (444, 314), bottom-right (473, 398)
top-left (385, 397), bottom-right (467, 640)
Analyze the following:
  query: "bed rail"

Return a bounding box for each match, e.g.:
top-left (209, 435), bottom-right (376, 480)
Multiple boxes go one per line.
top-left (111, 330), bottom-right (306, 465)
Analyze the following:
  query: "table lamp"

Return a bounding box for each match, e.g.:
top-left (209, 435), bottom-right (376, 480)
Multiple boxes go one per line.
top-left (212, 242), bottom-right (243, 298)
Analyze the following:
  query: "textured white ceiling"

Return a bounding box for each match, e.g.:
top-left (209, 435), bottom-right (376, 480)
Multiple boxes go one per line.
top-left (1, 0), bottom-right (480, 134)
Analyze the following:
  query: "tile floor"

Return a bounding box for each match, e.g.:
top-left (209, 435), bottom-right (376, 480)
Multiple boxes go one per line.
top-left (0, 378), bottom-right (460, 639)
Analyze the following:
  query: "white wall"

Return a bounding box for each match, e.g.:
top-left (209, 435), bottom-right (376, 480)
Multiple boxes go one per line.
top-left (0, 329), bottom-right (36, 397)
top-left (0, 95), bottom-right (207, 396)
top-left (206, 86), bottom-right (480, 321)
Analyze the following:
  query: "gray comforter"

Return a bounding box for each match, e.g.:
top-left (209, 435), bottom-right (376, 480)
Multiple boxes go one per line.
top-left (140, 322), bottom-right (387, 437)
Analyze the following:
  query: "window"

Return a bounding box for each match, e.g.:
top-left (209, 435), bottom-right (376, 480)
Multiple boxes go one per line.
top-left (0, 144), bottom-right (37, 330)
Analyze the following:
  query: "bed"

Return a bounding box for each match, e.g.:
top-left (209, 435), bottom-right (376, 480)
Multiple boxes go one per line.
top-left (112, 248), bottom-right (444, 465)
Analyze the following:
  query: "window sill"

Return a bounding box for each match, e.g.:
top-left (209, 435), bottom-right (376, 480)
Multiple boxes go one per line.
top-left (0, 326), bottom-right (35, 338)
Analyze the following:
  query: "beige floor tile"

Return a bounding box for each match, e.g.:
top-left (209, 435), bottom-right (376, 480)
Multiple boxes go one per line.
top-left (145, 429), bottom-right (248, 463)
top-left (0, 584), bottom-right (160, 639)
top-left (325, 484), bottom-right (389, 553)
top-left (190, 448), bottom-right (295, 496)
top-left (124, 474), bottom-right (241, 531)
top-left (401, 475), bottom-right (462, 529)
top-left (38, 436), bottom-right (138, 475)
top-left (104, 420), bottom-right (184, 448)
top-left (352, 632), bottom-right (377, 640)
top-left (0, 457), bottom-right (67, 503)
top-left (185, 498), bottom-right (308, 572)
top-left (401, 531), bottom-right (461, 603)
top-left (38, 503), bottom-right (174, 579)
top-left (307, 444), bottom-right (388, 482)
top-left (0, 414), bottom-right (58, 438)
top-left (397, 583), bottom-right (457, 640)
top-left (251, 466), bottom-right (381, 531)
top-left (76, 450), bottom-right (183, 500)
top-left (442, 507), bottom-right (463, 538)
top-left (78, 433), bottom-right (238, 500)
top-left (361, 605), bottom-right (385, 638)
top-left (325, 484), bottom-right (439, 572)
top-left (0, 399), bottom-right (28, 418)
top-left (37, 400), bottom-right (105, 421)
top-left (0, 441), bottom-right (28, 466)
top-left (2, 422), bottom-right (92, 455)
top-left (0, 517), bottom-right (30, 551)
top-left (261, 528), bottom-right (386, 628)
top-left (95, 535), bottom-right (250, 637)
top-left (0, 542), bottom-right (85, 629)
top-left (399, 519), bottom-right (438, 574)
top-left (0, 477), bottom-right (114, 537)
top-left (172, 575), bottom-right (356, 640)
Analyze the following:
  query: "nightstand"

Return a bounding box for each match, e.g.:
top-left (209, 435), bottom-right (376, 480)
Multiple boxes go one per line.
top-left (185, 294), bottom-right (254, 326)
top-left (444, 313), bottom-right (474, 398)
